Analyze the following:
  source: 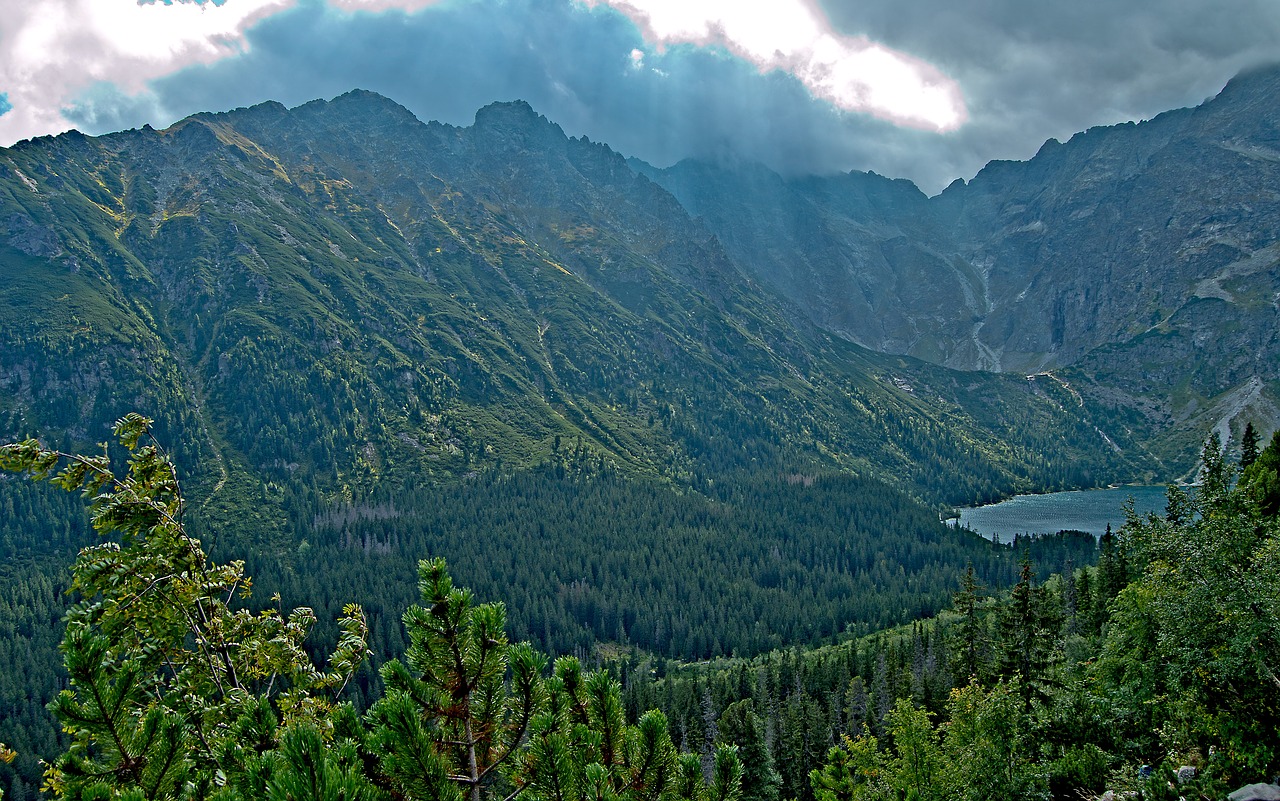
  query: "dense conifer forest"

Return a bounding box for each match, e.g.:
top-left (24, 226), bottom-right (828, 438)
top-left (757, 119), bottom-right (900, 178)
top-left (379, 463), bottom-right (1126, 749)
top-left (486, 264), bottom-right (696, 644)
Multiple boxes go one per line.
top-left (277, 465), bottom-right (1097, 663)
top-left (0, 416), bottom-right (1277, 800)
top-left (621, 431), bottom-right (1280, 801)
top-left (0, 419), bottom-right (1097, 800)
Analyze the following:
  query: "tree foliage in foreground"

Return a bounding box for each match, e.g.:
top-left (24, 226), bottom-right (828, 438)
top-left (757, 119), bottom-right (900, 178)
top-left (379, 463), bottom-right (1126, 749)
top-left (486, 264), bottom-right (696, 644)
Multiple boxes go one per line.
top-left (0, 415), bottom-right (741, 801)
top-left (1095, 430), bottom-right (1280, 789)
top-left (809, 430), bottom-right (1280, 799)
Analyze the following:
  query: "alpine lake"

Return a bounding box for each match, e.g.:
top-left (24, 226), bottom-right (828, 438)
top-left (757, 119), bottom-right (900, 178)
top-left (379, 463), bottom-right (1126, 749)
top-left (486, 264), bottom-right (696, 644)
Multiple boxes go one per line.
top-left (952, 485), bottom-right (1174, 541)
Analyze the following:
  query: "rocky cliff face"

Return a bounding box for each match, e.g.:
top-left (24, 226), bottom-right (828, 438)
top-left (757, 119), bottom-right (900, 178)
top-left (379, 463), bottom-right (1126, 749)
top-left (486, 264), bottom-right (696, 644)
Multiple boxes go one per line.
top-left (941, 67), bottom-right (1279, 374)
top-left (639, 65), bottom-right (1280, 466)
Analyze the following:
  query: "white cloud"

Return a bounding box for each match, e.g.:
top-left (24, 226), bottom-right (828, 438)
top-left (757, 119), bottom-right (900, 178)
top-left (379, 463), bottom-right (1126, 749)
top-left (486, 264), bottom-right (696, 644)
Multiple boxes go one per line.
top-left (0, 0), bottom-right (961, 147)
top-left (581, 0), bottom-right (967, 131)
top-left (0, 0), bottom-right (293, 144)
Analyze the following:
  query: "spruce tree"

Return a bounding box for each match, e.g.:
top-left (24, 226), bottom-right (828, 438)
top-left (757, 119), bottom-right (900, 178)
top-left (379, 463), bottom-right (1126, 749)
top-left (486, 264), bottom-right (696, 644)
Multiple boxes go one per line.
top-left (949, 564), bottom-right (988, 683)
top-left (1094, 525), bottom-right (1127, 630)
top-left (1240, 428), bottom-right (1280, 517)
top-left (717, 701), bottom-right (780, 801)
top-left (1240, 421), bottom-right (1261, 468)
top-left (994, 558), bottom-right (1055, 710)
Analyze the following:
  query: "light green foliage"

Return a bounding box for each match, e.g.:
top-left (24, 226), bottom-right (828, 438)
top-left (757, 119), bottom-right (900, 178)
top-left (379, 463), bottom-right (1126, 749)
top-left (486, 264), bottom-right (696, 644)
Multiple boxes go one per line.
top-left (940, 680), bottom-right (1046, 801)
top-left (520, 660), bottom-right (635, 801)
top-left (809, 731), bottom-right (889, 801)
top-left (1, 414), bottom-right (371, 799)
top-left (516, 656), bottom-right (740, 801)
top-left (253, 719), bottom-right (386, 801)
top-left (883, 700), bottom-right (942, 801)
top-left (707, 745), bottom-right (744, 801)
top-left (369, 557), bottom-right (543, 801)
top-left (0, 744), bottom-right (15, 800)
top-left (1239, 428), bottom-right (1280, 516)
top-left (811, 695), bottom-right (1042, 801)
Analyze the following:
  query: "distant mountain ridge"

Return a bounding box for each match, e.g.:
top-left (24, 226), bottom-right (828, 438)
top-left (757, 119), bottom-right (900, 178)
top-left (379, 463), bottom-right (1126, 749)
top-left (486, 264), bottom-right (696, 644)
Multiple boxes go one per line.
top-left (635, 64), bottom-right (1280, 467)
top-left (0, 87), bottom-right (1141, 522)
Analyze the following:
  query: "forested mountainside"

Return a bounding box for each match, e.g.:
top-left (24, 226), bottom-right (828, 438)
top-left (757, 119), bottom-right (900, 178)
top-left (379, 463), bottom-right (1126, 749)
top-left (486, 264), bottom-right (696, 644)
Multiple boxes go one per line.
top-left (3, 72), bottom-right (1277, 800)
top-left (1, 421), bottom-right (1278, 801)
top-left (632, 437), bottom-right (1280, 801)
top-left (0, 89), bottom-right (1158, 800)
top-left (0, 91), bottom-right (1147, 507)
top-left (636, 64), bottom-right (1280, 471)
top-left (0, 81), bottom-right (1152, 654)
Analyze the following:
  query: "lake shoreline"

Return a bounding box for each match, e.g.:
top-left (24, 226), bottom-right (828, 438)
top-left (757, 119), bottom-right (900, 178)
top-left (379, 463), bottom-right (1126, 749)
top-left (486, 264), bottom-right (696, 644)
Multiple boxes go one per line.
top-left (949, 484), bottom-right (1173, 540)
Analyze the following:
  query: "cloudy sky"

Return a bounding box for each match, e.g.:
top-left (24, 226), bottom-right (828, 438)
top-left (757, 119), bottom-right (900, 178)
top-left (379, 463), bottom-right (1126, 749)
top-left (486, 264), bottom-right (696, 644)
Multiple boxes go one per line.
top-left (1, 0), bottom-right (1278, 194)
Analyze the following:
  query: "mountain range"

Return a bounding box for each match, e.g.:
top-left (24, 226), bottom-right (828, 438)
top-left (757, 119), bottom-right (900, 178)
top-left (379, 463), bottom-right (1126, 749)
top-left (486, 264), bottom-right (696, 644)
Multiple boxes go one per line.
top-left (635, 65), bottom-right (1280, 469)
top-left (0, 76), bottom-right (1157, 754)
top-left (4, 59), bottom-right (1280, 800)
top-left (1, 83), bottom-right (1165, 514)
top-left (1, 64), bottom-right (1277, 627)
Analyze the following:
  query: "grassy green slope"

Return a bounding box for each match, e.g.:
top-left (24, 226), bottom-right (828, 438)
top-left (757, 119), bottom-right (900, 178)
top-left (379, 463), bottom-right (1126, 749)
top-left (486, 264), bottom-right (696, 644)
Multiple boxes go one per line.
top-left (1, 94), bottom-right (1154, 514)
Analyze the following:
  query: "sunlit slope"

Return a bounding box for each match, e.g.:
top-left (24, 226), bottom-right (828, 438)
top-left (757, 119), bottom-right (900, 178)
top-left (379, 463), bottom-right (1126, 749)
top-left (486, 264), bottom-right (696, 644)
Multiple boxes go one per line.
top-left (0, 92), bottom-right (1151, 509)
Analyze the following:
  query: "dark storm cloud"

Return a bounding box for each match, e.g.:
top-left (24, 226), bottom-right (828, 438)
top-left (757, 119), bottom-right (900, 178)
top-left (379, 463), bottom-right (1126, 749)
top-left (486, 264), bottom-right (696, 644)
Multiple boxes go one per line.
top-left (61, 0), bottom-right (902, 181)
top-left (57, 0), bottom-right (1280, 195)
top-left (818, 0), bottom-right (1280, 190)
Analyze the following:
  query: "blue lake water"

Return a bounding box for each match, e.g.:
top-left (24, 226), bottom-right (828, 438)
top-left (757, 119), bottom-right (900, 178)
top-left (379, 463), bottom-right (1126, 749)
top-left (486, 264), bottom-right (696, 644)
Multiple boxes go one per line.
top-left (954, 485), bottom-right (1173, 540)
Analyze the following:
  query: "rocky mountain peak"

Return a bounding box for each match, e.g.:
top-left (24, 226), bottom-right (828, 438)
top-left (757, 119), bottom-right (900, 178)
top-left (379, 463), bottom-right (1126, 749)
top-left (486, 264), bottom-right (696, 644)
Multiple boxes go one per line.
top-left (1213, 61), bottom-right (1280, 104)
top-left (472, 100), bottom-right (568, 152)
top-left (326, 88), bottom-right (420, 120)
